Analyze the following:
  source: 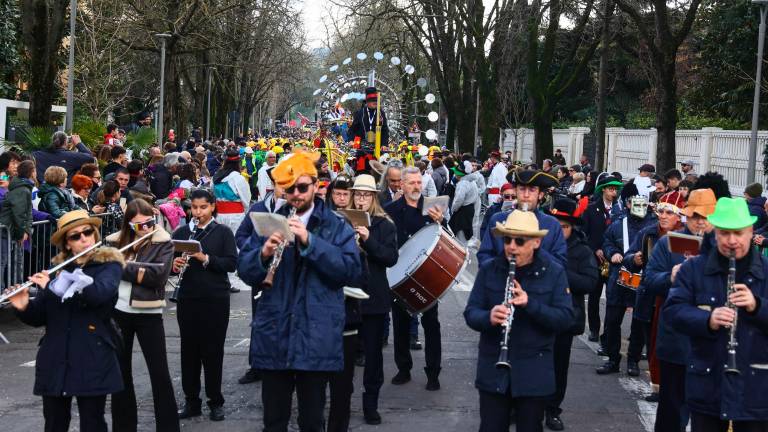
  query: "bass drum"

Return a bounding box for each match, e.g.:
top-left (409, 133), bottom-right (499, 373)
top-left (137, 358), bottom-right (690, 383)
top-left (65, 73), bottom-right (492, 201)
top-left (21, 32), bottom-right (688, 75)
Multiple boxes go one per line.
top-left (387, 224), bottom-right (468, 314)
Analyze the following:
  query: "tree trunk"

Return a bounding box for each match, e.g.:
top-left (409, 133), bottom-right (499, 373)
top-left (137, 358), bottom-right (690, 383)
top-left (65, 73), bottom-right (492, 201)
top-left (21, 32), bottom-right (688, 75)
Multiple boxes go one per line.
top-left (533, 112), bottom-right (554, 165)
top-left (655, 67), bottom-right (678, 174)
top-left (595, 0), bottom-right (614, 171)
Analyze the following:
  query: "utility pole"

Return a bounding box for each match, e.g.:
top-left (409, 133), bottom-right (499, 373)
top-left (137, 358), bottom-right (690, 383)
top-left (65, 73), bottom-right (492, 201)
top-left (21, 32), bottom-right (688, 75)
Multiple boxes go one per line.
top-left (65, 0), bottom-right (77, 133)
top-left (155, 33), bottom-right (172, 146)
top-left (205, 66), bottom-right (215, 140)
top-left (748, 1), bottom-right (768, 184)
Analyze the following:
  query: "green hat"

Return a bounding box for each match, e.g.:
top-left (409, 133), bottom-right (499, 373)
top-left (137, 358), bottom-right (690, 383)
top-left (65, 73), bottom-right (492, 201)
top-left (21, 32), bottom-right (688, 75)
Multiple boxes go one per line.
top-left (451, 165), bottom-right (467, 177)
top-left (706, 197), bottom-right (757, 230)
top-left (594, 175), bottom-right (623, 195)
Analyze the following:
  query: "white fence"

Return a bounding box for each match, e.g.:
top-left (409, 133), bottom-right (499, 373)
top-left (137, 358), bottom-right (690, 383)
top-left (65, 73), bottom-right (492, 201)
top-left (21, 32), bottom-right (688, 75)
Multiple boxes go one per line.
top-left (501, 127), bottom-right (768, 196)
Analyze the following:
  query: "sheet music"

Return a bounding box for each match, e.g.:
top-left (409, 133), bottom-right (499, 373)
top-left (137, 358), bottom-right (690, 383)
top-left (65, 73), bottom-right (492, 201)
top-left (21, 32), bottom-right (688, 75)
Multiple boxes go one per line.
top-left (422, 195), bottom-right (449, 216)
top-left (250, 212), bottom-right (295, 242)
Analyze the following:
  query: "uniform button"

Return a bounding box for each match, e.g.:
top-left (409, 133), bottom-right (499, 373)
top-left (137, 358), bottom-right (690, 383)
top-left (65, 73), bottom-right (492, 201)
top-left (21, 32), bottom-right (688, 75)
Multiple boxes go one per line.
top-left (706, 368), bottom-right (710, 373)
top-left (534, 272), bottom-right (539, 276)
top-left (711, 297), bottom-right (716, 302)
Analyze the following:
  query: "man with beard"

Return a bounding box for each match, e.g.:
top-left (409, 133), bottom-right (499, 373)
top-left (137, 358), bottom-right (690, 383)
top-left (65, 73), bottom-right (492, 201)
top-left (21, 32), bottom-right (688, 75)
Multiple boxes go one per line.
top-left (237, 151), bottom-right (362, 431)
top-left (384, 166), bottom-right (446, 390)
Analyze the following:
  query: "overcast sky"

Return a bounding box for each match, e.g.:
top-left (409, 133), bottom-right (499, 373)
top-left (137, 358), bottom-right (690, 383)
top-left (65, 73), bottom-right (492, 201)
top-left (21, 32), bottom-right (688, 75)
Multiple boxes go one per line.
top-left (301, 0), bottom-right (332, 50)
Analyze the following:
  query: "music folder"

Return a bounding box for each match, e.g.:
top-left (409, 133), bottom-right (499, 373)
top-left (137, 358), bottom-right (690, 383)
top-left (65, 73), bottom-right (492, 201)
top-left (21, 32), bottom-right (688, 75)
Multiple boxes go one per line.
top-left (338, 209), bottom-right (371, 227)
top-left (667, 231), bottom-right (702, 256)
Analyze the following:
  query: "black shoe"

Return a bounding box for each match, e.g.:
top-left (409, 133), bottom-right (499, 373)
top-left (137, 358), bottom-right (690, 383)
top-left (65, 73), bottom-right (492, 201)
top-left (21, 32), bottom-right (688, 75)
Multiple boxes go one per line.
top-left (364, 410), bottom-right (382, 425)
top-left (425, 377), bottom-right (440, 391)
top-left (545, 413), bottom-right (565, 431)
top-left (588, 331), bottom-right (599, 342)
top-left (209, 405), bottom-right (225, 421)
top-left (238, 368), bottom-right (261, 384)
top-left (391, 370), bottom-right (411, 385)
top-left (355, 353), bottom-right (365, 367)
top-left (410, 336), bottom-right (422, 351)
top-left (178, 402), bottom-right (202, 419)
top-left (645, 392), bottom-right (659, 403)
top-left (596, 360), bottom-right (620, 375)
top-left (627, 360), bottom-right (640, 377)
top-left (229, 286), bottom-right (241, 293)
top-left (597, 346), bottom-right (607, 357)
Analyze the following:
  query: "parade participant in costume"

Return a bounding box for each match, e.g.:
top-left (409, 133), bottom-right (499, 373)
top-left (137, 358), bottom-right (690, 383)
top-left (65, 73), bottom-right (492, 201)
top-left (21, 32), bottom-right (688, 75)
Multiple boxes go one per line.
top-left (384, 166), bottom-right (446, 390)
top-left (349, 88), bottom-right (388, 145)
top-left (257, 151), bottom-right (278, 199)
top-left (327, 174), bottom-right (353, 211)
top-left (480, 183), bottom-right (515, 239)
top-left (623, 191), bottom-right (684, 401)
top-left (5, 209), bottom-right (124, 432)
top-left (644, 189), bottom-right (716, 432)
top-left (478, 170), bottom-right (567, 269)
top-left (379, 164), bottom-right (403, 206)
top-left (344, 174), bottom-right (399, 425)
top-left (237, 151), bottom-right (361, 432)
top-left (665, 197), bottom-right (768, 431)
top-left (464, 210), bottom-right (574, 432)
top-left (212, 148), bottom-right (252, 233)
top-left (172, 190), bottom-right (238, 422)
top-left (486, 151), bottom-right (508, 203)
top-left (450, 164), bottom-right (479, 241)
top-left (596, 183), bottom-right (656, 375)
top-left (582, 175), bottom-right (624, 342)
top-left (107, 199), bottom-right (179, 432)
top-left (546, 198), bottom-right (600, 430)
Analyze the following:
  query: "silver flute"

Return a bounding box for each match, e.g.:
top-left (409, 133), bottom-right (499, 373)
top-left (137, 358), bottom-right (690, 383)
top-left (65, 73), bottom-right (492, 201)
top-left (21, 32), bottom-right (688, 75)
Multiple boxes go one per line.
top-left (262, 206), bottom-right (297, 289)
top-left (496, 254), bottom-right (517, 369)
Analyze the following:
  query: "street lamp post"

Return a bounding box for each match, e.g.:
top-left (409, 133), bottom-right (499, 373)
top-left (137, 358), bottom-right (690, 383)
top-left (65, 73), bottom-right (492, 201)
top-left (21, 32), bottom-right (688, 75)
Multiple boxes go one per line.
top-left (155, 33), bottom-right (172, 146)
top-left (748, 0), bottom-right (768, 185)
top-left (65, 0), bottom-right (77, 133)
top-left (205, 66), bottom-right (215, 140)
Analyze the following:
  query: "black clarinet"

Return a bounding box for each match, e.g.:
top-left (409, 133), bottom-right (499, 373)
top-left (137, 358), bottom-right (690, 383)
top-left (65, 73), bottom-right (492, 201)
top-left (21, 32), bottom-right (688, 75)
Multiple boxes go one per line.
top-left (725, 251), bottom-right (740, 375)
top-left (496, 254), bottom-right (517, 369)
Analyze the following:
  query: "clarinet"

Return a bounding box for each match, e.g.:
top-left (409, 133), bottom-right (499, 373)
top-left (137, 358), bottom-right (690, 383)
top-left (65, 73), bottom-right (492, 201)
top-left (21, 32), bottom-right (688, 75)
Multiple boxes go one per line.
top-left (725, 251), bottom-right (740, 375)
top-left (262, 206), bottom-right (297, 289)
top-left (496, 254), bottom-right (517, 369)
top-left (169, 218), bottom-right (198, 303)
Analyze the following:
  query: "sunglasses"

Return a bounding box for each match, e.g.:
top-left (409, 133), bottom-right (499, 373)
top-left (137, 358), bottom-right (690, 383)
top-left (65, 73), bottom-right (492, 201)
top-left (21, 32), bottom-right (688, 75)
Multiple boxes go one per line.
top-left (67, 227), bottom-right (96, 242)
top-left (286, 182), bottom-right (313, 195)
top-left (129, 218), bottom-right (156, 232)
top-left (0, 175), bottom-right (8, 181)
top-left (503, 236), bottom-right (530, 246)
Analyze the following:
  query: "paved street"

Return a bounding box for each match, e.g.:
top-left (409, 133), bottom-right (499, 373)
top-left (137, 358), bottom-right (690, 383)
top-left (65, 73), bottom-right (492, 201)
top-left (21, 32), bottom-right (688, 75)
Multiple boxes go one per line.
top-left (0, 249), bottom-right (655, 431)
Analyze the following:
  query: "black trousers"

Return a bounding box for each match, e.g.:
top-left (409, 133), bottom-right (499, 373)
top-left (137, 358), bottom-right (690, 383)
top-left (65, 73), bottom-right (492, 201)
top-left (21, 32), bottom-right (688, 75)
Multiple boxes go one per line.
top-left (360, 313), bottom-right (387, 411)
top-left (392, 301), bottom-right (441, 374)
top-left (691, 412), bottom-right (768, 432)
top-left (42, 395), bottom-right (107, 432)
top-left (177, 296), bottom-right (229, 407)
top-left (547, 332), bottom-right (574, 416)
top-left (588, 276), bottom-right (606, 335)
top-left (478, 390), bottom-right (547, 432)
top-left (261, 369), bottom-right (331, 432)
top-left (655, 360), bottom-right (688, 432)
top-left (328, 334), bottom-right (358, 432)
top-left (604, 305), bottom-right (644, 363)
top-left (112, 311), bottom-right (179, 432)
top-left (627, 318), bottom-right (648, 363)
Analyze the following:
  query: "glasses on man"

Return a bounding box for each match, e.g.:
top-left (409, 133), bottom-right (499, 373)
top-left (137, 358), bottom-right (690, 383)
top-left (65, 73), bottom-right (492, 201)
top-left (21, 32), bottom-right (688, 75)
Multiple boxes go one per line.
top-left (67, 227), bottom-right (96, 242)
top-left (503, 236), bottom-right (530, 246)
top-left (286, 182), bottom-right (313, 195)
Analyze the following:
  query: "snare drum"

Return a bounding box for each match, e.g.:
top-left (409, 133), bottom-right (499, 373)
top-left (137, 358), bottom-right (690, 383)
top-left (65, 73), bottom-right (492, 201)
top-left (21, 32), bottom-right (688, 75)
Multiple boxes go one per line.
top-left (617, 267), bottom-right (642, 290)
top-left (387, 224), bottom-right (468, 314)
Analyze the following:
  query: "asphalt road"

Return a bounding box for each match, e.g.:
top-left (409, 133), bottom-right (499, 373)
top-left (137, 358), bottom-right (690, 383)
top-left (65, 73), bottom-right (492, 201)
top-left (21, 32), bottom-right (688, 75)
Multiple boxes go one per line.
top-left (0, 244), bottom-right (656, 431)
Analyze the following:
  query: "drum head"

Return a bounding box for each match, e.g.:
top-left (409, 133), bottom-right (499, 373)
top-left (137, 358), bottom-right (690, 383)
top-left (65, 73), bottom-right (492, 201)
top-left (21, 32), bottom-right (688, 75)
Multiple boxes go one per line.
top-left (387, 224), bottom-right (440, 288)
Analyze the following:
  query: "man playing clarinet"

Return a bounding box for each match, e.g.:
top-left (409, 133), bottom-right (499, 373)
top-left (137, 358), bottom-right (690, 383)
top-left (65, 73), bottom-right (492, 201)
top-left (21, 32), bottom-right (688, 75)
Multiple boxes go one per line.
top-left (464, 210), bottom-right (573, 432)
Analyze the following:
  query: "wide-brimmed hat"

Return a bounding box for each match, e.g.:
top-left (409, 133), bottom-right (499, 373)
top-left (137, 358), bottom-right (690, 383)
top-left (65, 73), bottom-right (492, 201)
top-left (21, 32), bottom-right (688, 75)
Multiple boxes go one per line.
top-left (51, 210), bottom-right (102, 248)
top-left (493, 210), bottom-right (549, 238)
top-left (707, 197), bottom-right (757, 230)
top-left (594, 175), bottom-right (623, 195)
top-left (350, 174), bottom-right (378, 193)
top-left (683, 188), bottom-right (717, 218)
top-left (369, 160), bottom-right (386, 176)
top-left (506, 169), bottom-right (559, 190)
top-left (451, 164), bottom-right (467, 177)
top-left (550, 197), bottom-right (587, 226)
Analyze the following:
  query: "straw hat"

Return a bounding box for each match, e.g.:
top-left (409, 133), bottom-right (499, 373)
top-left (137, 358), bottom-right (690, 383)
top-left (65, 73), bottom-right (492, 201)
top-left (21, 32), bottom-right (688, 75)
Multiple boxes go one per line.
top-left (51, 210), bottom-right (102, 248)
top-left (492, 210), bottom-right (549, 238)
top-left (350, 174), bottom-right (378, 193)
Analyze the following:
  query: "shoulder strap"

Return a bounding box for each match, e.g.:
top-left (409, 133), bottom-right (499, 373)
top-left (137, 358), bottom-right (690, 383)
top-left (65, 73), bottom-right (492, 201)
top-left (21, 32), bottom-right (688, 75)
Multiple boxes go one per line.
top-left (622, 217), bottom-right (629, 254)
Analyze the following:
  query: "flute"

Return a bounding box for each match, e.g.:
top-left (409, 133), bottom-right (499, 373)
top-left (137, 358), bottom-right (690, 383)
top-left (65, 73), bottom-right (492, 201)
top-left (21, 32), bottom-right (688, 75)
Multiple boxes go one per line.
top-left (262, 206), bottom-right (297, 289)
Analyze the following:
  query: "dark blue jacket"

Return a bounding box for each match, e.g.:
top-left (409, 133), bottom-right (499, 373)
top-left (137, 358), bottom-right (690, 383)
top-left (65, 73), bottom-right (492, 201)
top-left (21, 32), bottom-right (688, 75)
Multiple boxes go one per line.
top-left (624, 223), bottom-right (666, 322)
top-left (581, 200), bottom-right (622, 252)
top-left (384, 195), bottom-right (446, 248)
top-left (664, 247), bottom-right (768, 421)
top-left (479, 202), bottom-right (503, 240)
top-left (464, 253), bottom-right (573, 397)
top-left (564, 230), bottom-right (600, 335)
top-left (478, 208), bottom-right (567, 269)
top-left (32, 143), bottom-right (94, 185)
top-left (235, 198), bottom-right (279, 250)
top-left (358, 215), bottom-right (399, 315)
top-left (206, 152), bottom-right (221, 177)
top-left (748, 196), bottom-right (767, 230)
top-left (237, 198), bottom-right (362, 371)
top-left (16, 247), bottom-right (124, 397)
top-left (602, 214), bottom-right (655, 307)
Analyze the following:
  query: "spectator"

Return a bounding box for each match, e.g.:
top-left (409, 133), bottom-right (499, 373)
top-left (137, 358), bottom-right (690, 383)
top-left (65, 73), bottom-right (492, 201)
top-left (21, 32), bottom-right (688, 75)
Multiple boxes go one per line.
top-left (96, 179), bottom-right (124, 233)
top-left (556, 166), bottom-right (572, 194)
top-left (112, 167), bottom-right (134, 206)
top-left (678, 179), bottom-right (693, 199)
top-left (206, 148), bottom-right (222, 177)
top-left (104, 123), bottom-right (118, 146)
top-left (542, 158), bottom-right (553, 174)
top-left (32, 131), bottom-right (94, 183)
top-left (70, 174), bottom-right (94, 212)
top-left (38, 166), bottom-right (76, 219)
top-left (147, 155), bottom-right (172, 199)
top-left (78, 162), bottom-right (102, 189)
top-left (0, 151), bottom-right (21, 177)
top-left (417, 161), bottom-right (437, 197)
top-left (552, 149), bottom-right (566, 166)
top-left (582, 170), bottom-right (598, 198)
top-left (744, 182), bottom-right (767, 229)
top-left (568, 172), bottom-right (586, 196)
top-left (256, 150), bottom-right (277, 200)
top-left (176, 163), bottom-right (197, 189)
top-left (579, 154), bottom-right (592, 173)
top-left (126, 159), bottom-right (144, 188)
top-left (0, 170), bottom-right (9, 200)
top-left (431, 158), bottom-right (448, 194)
top-left (103, 146), bottom-right (128, 178)
top-left (664, 169), bottom-right (682, 191)
top-left (0, 160), bottom-right (35, 283)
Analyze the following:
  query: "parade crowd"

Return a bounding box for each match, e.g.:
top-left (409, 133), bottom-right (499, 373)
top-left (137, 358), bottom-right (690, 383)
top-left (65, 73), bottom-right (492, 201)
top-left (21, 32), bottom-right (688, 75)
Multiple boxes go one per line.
top-left (2, 95), bottom-right (768, 432)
